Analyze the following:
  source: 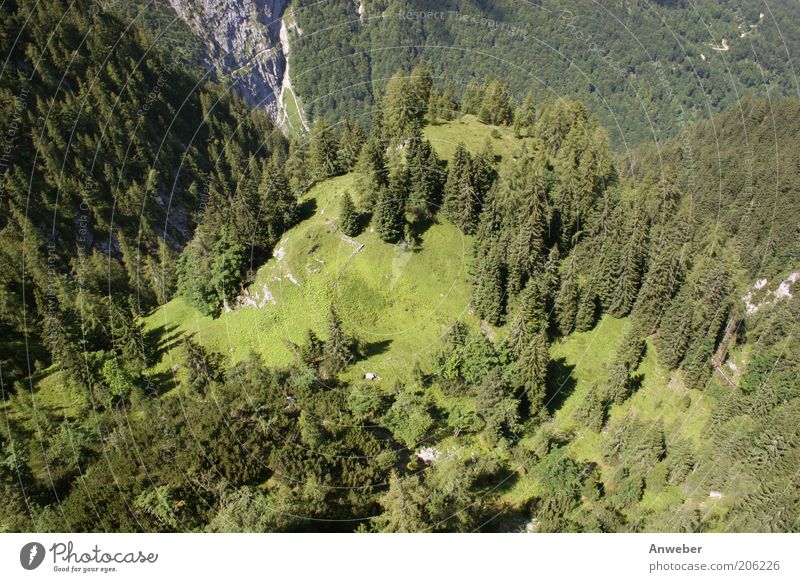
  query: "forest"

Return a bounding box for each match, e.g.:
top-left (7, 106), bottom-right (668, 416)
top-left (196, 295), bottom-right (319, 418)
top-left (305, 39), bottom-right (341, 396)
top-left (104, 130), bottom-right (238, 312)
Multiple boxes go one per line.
top-left (1, 0), bottom-right (799, 533)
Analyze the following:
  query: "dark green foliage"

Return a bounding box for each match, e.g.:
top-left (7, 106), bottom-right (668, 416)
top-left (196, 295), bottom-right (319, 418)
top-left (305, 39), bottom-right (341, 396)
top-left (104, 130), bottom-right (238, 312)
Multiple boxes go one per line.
top-left (476, 368), bottom-right (519, 442)
top-left (354, 137), bottom-right (389, 208)
top-left (339, 192), bottom-right (360, 237)
top-left (309, 117), bottom-right (341, 179)
top-left (406, 133), bottom-right (443, 221)
top-left (373, 168), bottom-right (408, 243)
top-left (442, 143), bottom-right (496, 235)
top-left (324, 307), bottom-right (356, 375)
top-left (555, 263), bottom-right (579, 335)
top-left (337, 118), bottom-right (367, 171)
top-left (478, 80), bottom-right (514, 125)
top-left (181, 337), bottom-right (222, 395)
top-left (574, 283), bottom-right (598, 332)
top-left (573, 384), bottom-right (606, 432)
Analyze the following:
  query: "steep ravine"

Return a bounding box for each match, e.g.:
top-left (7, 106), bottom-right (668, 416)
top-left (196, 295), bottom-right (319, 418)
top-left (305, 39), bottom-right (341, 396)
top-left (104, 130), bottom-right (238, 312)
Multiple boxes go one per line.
top-left (167, 0), bottom-right (303, 131)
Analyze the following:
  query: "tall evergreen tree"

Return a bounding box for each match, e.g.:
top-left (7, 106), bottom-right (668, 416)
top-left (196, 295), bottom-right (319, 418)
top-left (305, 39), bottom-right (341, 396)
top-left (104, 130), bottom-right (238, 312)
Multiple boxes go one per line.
top-left (308, 116), bottom-right (340, 179)
top-left (325, 306), bottom-right (354, 374)
top-left (574, 282), bottom-right (598, 332)
top-left (374, 167), bottom-right (408, 243)
top-left (516, 330), bottom-right (550, 416)
top-left (339, 191), bottom-right (359, 237)
top-left (555, 261), bottom-right (579, 336)
top-left (442, 143), bottom-right (479, 234)
top-left (478, 80), bottom-right (514, 125)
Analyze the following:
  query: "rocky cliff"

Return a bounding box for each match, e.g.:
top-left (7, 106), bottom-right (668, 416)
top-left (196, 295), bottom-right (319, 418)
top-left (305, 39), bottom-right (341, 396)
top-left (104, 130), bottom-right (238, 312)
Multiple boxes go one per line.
top-left (167, 0), bottom-right (297, 127)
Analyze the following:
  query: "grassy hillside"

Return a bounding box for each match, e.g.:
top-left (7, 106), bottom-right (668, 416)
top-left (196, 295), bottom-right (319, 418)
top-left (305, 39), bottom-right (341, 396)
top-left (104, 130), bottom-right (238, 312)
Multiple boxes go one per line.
top-left (142, 115), bottom-right (520, 384)
top-left (137, 114), bottom-right (720, 527)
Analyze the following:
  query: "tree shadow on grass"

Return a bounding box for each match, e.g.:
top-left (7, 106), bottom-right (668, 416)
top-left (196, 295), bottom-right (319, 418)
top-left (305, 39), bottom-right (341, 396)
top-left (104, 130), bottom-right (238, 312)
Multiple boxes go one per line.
top-left (296, 197), bottom-right (317, 223)
top-left (143, 323), bottom-right (183, 363)
top-left (360, 339), bottom-right (393, 359)
top-left (545, 356), bottom-right (577, 414)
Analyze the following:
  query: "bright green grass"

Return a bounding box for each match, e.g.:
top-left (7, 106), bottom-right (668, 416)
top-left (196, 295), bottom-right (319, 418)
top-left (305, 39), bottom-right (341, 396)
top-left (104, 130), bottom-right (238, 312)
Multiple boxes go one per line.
top-left (142, 118), bottom-right (514, 385)
top-left (424, 114), bottom-right (521, 162)
top-left (282, 87), bottom-right (306, 138)
top-left (144, 174), bottom-right (476, 386)
top-left (503, 315), bottom-right (714, 509)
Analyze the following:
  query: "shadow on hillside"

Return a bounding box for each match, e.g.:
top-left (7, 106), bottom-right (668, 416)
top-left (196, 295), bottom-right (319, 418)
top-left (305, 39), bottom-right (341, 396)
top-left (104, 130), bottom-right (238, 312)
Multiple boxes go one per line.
top-left (545, 357), bottom-right (577, 413)
top-left (361, 339), bottom-right (393, 359)
top-left (296, 197), bottom-right (317, 223)
top-left (143, 323), bottom-right (183, 365)
top-left (408, 216), bottom-right (437, 247)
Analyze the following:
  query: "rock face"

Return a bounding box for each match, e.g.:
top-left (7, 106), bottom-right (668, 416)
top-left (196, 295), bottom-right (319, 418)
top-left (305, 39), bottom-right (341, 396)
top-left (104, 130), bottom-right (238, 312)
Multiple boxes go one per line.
top-left (168, 0), bottom-right (289, 121)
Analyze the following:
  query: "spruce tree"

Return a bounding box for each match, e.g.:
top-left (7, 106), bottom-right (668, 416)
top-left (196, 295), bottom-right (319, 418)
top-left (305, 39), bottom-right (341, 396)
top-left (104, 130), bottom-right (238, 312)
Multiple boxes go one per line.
top-left (308, 116), bottom-right (340, 179)
top-left (574, 283), bottom-right (598, 332)
top-left (354, 137), bottom-right (388, 209)
top-left (513, 92), bottom-right (537, 137)
top-left (336, 118), bottom-right (366, 171)
top-left (516, 330), bottom-right (550, 416)
top-left (574, 384), bottom-right (606, 432)
top-left (406, 133), bottom-right (442, 221)
top-left (555, 263), bottom-right (579, 336)
top-left (460, 78), bottom-right (485, 115)
top-left (471, 236), bottom-right (507, 326)
top-left (478, 80), bottom-right (514, 125)
top-left (339, 191), bottom-right (359, 236)
top-left (374, 167), bottom-right (408, 243)
top-left (325, 306), bottom-right (354, 374)
top-left (442, 143), bottom-right (478, 233)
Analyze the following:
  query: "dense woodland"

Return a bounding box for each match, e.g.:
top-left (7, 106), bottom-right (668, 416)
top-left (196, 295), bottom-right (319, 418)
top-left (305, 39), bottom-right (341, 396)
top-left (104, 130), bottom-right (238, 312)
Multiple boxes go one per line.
top-left (1, 0), bottom-right (799, 533)
top-left (285, 0), bottom-right (800, 146)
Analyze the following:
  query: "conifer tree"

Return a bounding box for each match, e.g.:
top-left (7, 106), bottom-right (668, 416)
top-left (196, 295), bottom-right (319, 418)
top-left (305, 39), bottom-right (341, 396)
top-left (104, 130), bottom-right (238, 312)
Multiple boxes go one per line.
top-left (513, 92), bottom-right (537, 137)
top-left (460, 78), bottom-right (485, 115)
top-left (471, 236), bottom-right (507, 325)
top-left (325, 306), bottom-right (354, 374)
top-left (574, 283), bottom-right (598, 332)
top-left (516, 330), bottom-right (550, 416)
top-left (477, 367), bottom-right (519, 440)
top-left (406, 133), bottom-right (442, 221)
top-left (442, 143), bottom-right (478, 233)
top-left (339, 191), bottom-right (359, 237)
top-left (555, 262), bottom-right (579, 336)
top-left (478, 80), bottom-right (514, 125)
top-left (374, 167), bottom-right (408, 243)
top-left (354, 138), bottom-right (388, 209)
top-left (308, 116), bottom-right (340, 179)
top-left (336, 118), bottom-right (366, 171)
top-left (574, 383), bottom-right (606, 432)
top-left (373, 472), bottom-right (429, 532)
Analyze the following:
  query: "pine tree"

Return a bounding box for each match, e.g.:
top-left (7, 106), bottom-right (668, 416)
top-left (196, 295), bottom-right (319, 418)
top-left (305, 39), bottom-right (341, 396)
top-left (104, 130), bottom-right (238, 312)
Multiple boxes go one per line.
top-left (339, 191), bottom-right (359, 236)
top-left (406, 133), bottom-right (442, 221)
top-left (516, 330), bottom-right (550, 416)
top-left (354, 138), bottom-right (388, 209)
top-left (408, 61), bottom-right (433, 118)
top-left (477, 367), bottom-right (519, 440)
top-left (374, 167), bottom-right (408, 243)
top-left (181, 336), bottom-right (222, 395)
top-left (574, 383), bottom-right (606, 432)
top-left (308, 116), bottom-right (340, 179)
top-left (471, 235), bottom-right (507, 325)
top-left (609, 206), bottom-right (649, 317)
top-left (555, 262), bottom-right (579, 336)
top-left (574, 283), bottom-right (598, 332)
top-left (478, 80), bottom-right (514, 125)
top-left (336, 118), bottom-right (366, 171)
top-left (442, 143), bottom-right (479, 234)
top-left (373, 472), bottom-right (429, 532)
top-left (325, 306), bottom-right (354, 374)
top-left (513, 92), bottom-right (536, 137)
top-left (460, 78), bottom-right (485, 115)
